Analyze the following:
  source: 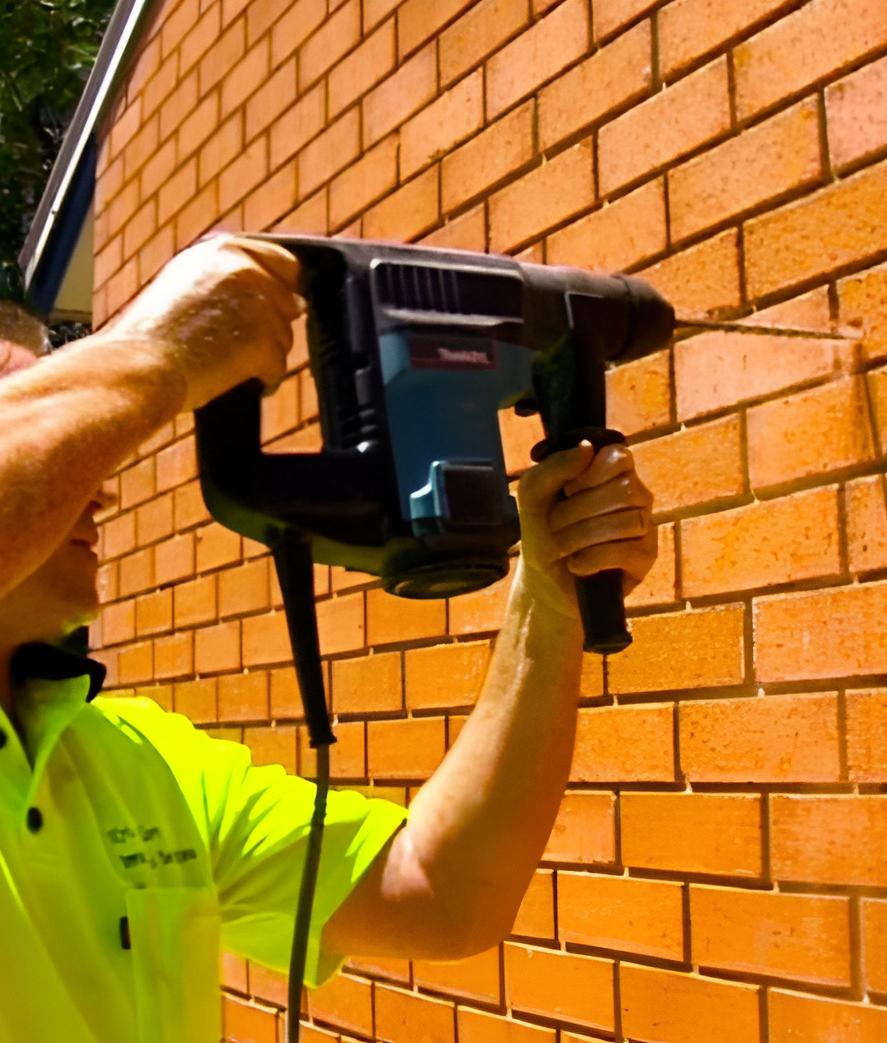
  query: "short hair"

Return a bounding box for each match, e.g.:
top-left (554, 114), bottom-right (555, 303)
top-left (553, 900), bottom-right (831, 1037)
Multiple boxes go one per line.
top-left (0, 300), bottom-right (49, 357)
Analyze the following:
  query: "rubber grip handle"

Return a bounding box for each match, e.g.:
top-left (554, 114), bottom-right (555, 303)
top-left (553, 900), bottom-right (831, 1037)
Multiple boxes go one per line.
top-left (576, 569), bottom-right (632, 654)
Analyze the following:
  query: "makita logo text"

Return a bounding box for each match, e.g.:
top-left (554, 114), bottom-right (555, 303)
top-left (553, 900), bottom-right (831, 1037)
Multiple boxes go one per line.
top-left (437, 348), bottom-right (489, 365)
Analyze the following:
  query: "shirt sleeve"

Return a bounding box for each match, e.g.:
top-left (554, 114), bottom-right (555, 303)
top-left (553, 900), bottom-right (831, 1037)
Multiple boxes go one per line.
top-left (95, 696), bottom-right (408, 986)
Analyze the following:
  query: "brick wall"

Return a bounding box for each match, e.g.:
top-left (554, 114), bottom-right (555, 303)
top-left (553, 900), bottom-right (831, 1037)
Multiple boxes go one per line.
top-left (91, 1), bottom-right (887, 1040)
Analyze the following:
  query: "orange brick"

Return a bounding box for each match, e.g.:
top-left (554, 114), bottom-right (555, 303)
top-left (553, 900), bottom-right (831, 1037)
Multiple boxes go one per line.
top-left (734, 0), bottom-right (887, 120)
top-left (543, 791), bottom-right (616, 864)
top-left (674, 288), bottom-right (838, 419)
top-left (199, 19), bottom-right (245, 96)
top-left (298, 0), bottom-right (360, 92)
top-left (156, 437), bottom-right (197, 492)
top-left (622, 792), bottom-right (762, 876)
top-left (222, 997), bottom-right (279, 1042)
top-left (511, 870), bottom-right (554, 939)
top-left (571, 703), bottom-right (674, 782)
top-left (154, 631), bottom-right (194, 680)
top-left (374, 985), bottom-right (455, 1043)
top-left (610, 604), bottom-right (745, 695)
top-left (332, 651), bottom-right (402, 715)
top-left (621, 965), bottom-right (760, 1043)
top-left (328, 135), bottom-right (398, 228)
top-left (198, 112), bottom-right (244, 187)
top-left (159, 71), bottom-right (199, 142)
top-left (218, 671), bottom-right (269, 722)
top-left (439, 0), bottom-right (531, 87)
top-left (135, 589), bottom-right (172, 637)
top-left (298, 108), bottom-right (360, 200)
top-left (397, 0), bottom-right (473, 58)
top-left (745, 159), bottom-right (887, 300)
top-left (157, 159), bottom-right (197, 227)
top-left (244, 58), bottom-right (296, 144)
top-left (631, 413), bottom-right (744, 515)
top-left (174, 677), bottom-right (217, 723)
top-left (270, 0), bottom-right (326, 67)
top-left (138, 224), bottom-right (175, 284)
top-left (155, 532), bottom-right (195, 585)
top-left (363, 166), bottom-right (440, 242)
top-left (847, 264), bottom-right (887, 362)
top-left (243, 724), bottom-right (297, 773)
top-left (172, 481), bottom-right (206, 533)
top-left (175, 182), bottom-right (218, 249)
top-left (681, 692), bottom-right (841, 782)
top-left (117, 640), bottom-right (154, 685)
top-left (559, 873), bottom-right (684, 960)
top-left (195, 523), bottom-right (241, 572)
top-left (447, 562), bottom-right (514, 635)
top-left (442, 101), bottom-right (534, 213)
top-left (691, 884), bottom-right (851, 985)
top-left (659, 0), bottom-right (798, 77)
top-left (118, 548), bottom-right (154, 597)
top-left (400, 70), bottom-right (484, 179)
top-left (367, 717), bottom-right (446, 779)
top-left (505, 943), bottom-right (614, 1033)
top-left (457, 1009), bottom-right (555, 1043)
top-left (243, 160), bottom-right (297, 230)
top-left (670, 99), bottom-right (822, 242)
top-left (862, 898), bottom-right (887, 992)
top-left (363, 44), bottom-right (437, 147)
top-left (102, 599), bottom-right (136, 646)
top-left (754, 581), bottom-right (887, 682)
top-left (871, 364), bottom-right (887, 453)
top-left (242, 611), bottom-right (292, 667)
top-left (123, 116), bottom-right (160, 183)
top-left (547, 177), bottom-right (666, 273)
top-left (830, 54), bottom-right (887, 171)
top-left (194, 621), bottom-right (241, 674)
top-left (220, 37), bottom-right (270, 120)
top-left (599, 58), bottom-right (730, 194)
top-left (269, 665), bottom-right (301, 718)
top-left (489, 140), bottom-right (594, 253)
top-left (404, 640), bottom-right (490, 711)
top-left (682, 486), bottom-right (842, 597)
top-left (123, 198), bottom-right (157, 260)
top-left (308, 972), bottom-right (373, 1038)
top-left (179, 4), bottom-right (220, 75)
top-left (414, 947), bottom-right (500, 1004)
top-left (769, 989), bottom-right (887, 1043)
top-left (640, 228), bottom-right (741, 315)
top-left (366, 589), bottom-right (447, 646)
top-left (771, 795), bottom-right (887, 887)
top-left (328, 19), bottom-right (396, 117)
top-left (218, 138), bottom-right (268, 214)
top-left (103, 511), bottom-right (136, 559)
top-left (486, 0), bottom-right (590, 120)
top-left (538, 19), bottom-right (652, 151)
top-left (317, 593), bottom-right (365, 655)
top-left (421, 204), bottom-right (486, 251)
top-left (133, 492), bottom-right (172, 546)
top-left (109, 98), bottom-right (142, 158)
top-left (846, 688), bottom-right (887, 782)
top-left (217, 558), bottom-right (269, 618)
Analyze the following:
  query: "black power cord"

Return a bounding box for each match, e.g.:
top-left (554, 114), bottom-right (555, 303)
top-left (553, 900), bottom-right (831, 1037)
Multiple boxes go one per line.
top-left (271, 540), bottom-right (336, 1043)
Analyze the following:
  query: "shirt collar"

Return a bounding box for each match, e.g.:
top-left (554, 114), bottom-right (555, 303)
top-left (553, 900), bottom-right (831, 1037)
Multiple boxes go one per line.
top-left (10, 642), bottom-right (106, 703)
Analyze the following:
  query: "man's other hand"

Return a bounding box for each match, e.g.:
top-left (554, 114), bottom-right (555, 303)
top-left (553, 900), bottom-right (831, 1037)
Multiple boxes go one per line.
top-left (94, 234), bottom-right (304, 412)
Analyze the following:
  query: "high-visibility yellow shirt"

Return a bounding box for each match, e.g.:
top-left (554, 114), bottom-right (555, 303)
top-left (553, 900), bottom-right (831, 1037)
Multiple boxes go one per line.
top-left (0, 643), bottom-right (408, 1043)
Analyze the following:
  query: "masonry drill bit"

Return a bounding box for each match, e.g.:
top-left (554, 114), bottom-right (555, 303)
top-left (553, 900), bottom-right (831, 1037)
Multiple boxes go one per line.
top-left (676, 318), bottom-right (862, 340)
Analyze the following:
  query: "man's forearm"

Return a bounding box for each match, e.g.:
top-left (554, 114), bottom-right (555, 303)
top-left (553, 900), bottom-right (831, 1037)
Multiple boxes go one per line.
top-left (402, 557), bottom-right (583, 949)
top-left (0, 337), bottom-right (183, 599)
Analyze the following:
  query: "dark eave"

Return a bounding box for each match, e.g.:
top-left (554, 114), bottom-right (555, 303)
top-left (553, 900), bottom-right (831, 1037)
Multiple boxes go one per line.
top-left (18, 0), bottom-right (159, 319)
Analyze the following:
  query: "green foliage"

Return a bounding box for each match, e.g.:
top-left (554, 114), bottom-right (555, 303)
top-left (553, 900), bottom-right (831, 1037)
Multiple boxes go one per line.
top-left (0, 0), bottom-right (116, 303)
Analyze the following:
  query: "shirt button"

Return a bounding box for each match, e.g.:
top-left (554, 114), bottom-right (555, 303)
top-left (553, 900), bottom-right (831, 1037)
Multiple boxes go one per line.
top-left (27, 807), bottom-right (43, 833)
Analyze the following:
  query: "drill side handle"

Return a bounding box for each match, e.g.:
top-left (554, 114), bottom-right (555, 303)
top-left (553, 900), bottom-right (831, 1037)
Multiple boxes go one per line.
top-left (532, 428), bottom-right (632, 655)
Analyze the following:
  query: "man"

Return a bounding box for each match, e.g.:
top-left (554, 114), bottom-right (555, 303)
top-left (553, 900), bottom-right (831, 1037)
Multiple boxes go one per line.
top-left (0, 235), bottom-right (656, 1041)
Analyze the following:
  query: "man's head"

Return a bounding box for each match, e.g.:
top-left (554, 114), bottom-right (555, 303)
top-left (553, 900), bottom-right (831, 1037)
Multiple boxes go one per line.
top-left (0, 304), bottom-right (109, 645)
